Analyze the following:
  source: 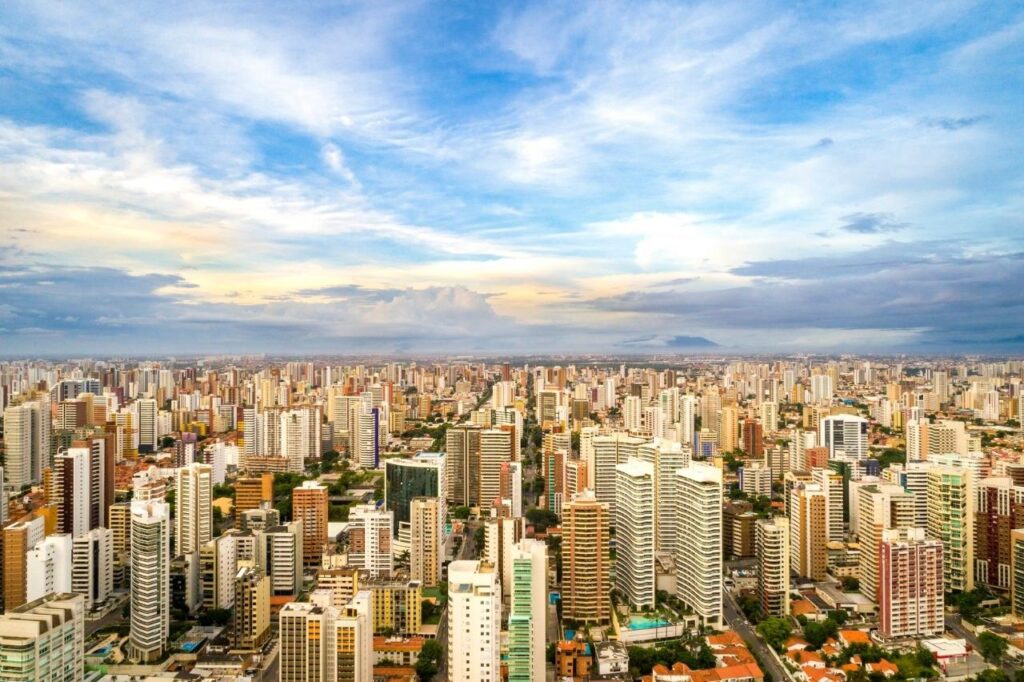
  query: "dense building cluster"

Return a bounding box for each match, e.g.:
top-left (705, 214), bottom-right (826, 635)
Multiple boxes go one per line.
top-left (0, 356), bottom-right (1023, 681)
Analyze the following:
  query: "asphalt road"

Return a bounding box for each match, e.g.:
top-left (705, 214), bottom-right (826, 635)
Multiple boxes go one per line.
top-left (436, 521), bottom-right (480, 681)
top-left (723, 590), bottom-right (792, 682)
top-left (944, 613), bottom-right (1016, 678)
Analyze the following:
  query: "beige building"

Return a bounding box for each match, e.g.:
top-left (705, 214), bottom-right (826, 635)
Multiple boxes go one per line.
top-left (790, 482), bottom-right (828, 581)
top-left (562, 490), bottom-right (610, 623)
top-left (0, 593), bottom-right (84, 682)
top-left (410, 497), bottom-right (440, 587)
top-left (757, 517), bottom-right (790, 618)
top-left (857, 483), bottom-right (916, 601)
top-left (232, 565), bottom-right (271, 651)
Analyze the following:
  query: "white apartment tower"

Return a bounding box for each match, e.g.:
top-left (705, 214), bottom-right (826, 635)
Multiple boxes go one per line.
top-left (175, 462), bottom-right (213, 556)
top-left (448, 560), bottom-right (501, 682)
top-left (675, 463), bottom-right (723, 628)
top-left (129, 500), bottom-right (171, 662)
top-left (820, 414), bottom-right (869, 461)
top-left (615, 459), bottom-right (656, 609)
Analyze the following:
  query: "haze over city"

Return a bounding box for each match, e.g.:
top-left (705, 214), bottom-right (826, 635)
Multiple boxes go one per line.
top-left (1, 1), bottom-right (1022, 355)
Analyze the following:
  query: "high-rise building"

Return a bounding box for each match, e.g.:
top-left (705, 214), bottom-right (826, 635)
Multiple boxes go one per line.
top-left (280, 407), bottom-right (319, 473)
top-left (927, 466), bottom-right (975, 593)
top-left (820, 414), bottom-right (869, 462)
top-left (882, 461), bottom-right (931, 530)
top-left (54, 447), bottom-right (90, 536)
top-left (756, 517), bottom-right (789, 618)
top-left (353, 405), bottom-right (381, 470)
top-left (740, 461), bottom-right (772, 499)
top-left (675, 464), bottom-right (723, 628)
top-left (3, 401), bottom-right (49, 488)
top-left (742, 419), bottom-right (764, 457)
top-left (1011, 529), bottom-right (1024, 618)
top-left (347, 504), bottom-right (393, 578)
top-left (3, 515), bottom-right (45, 612)
top-left (384, 452), bottom-right (447, 555)
top-left (232, 565), bottom-right (271, 651)
top-left (508, 539), bottom-right (547, 682)
top-left (857, 483), bottom-right (916, 601)
top-left (448, 560), bottom-right (501, 682)
top-left (719, 405), bottom-right (739, 452)
top-left (258, 522), bottom-right (303, 596)
top-left (480, 428), bottom-right (514, 509)
top-left (790, 482), bottom-right (829, 581)
top-left (615, 459), bottom-right (656, 609)
top-left (26, 534), bottom-right (73, 604)
top-left (812, 468), bottom-right (846, 543)
top-left (235, 473), bottom-right (274, 514)
top-left (500, 460), bottom-right (524, 518)
top-left (199, 534), bottom-right (238, 610)
top-left (0, 466), bottom-right (6, 526)
top-left (71, 527), bottom-right (113, 610)
top-left (446, 425), bottom-right (481, 507)
top-left (974, 476), bottom-right (1024, 591)
top-left (410, 497), bottom-right (440, 587)
top-left (636, 439), bottom-right (688, 552)
top-left (279, 600), bottom-right (335, 682)
top-left (562, 490), bottom-right (610, 623)
top-left (293, 481), bottom-right (329, 568)
top-left (129, 500), bottom-right (171, 662)
top-left (280, 585), bottom-right (372, 679)
top-left (175, 462), bottom-right (212, 555)
top-left (878, 528), bottom-right (944, 640)
top-left (0, 593), bottom-right (84, 682)
top-left (590, 433), bottom-right (643, 518)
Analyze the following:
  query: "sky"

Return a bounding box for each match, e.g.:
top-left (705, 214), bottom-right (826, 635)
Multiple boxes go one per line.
top-left (0, 0), bottom-right (1022, 356)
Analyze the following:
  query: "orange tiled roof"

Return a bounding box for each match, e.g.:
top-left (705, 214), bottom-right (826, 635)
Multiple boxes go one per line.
top-left (838, 630), bottom-right (870, 646)
top-left (708, 631), bottom-right (745, 648)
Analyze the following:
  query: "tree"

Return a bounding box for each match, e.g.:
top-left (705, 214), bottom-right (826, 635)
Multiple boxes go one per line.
top-left (804, 619), bottom-right (838, 649)
top-left (451, 506), bottom-right (471, 520)
top-left (161, 436), bottom-right (175, 448)
top-left (841, 577), bottom-right (860, 592)
top-left (973, 671), bottom-right (1009, 682)
top-left (198, 608), bottom-right (232, 626)
top-left (415, 639), bottom-right (443, 679)
top-left (978, 631), bottom-right (1008, 663)
top-left (757, 617), bottom-right (793, 652)
top-left (525, 508), bottom-right (559, 532)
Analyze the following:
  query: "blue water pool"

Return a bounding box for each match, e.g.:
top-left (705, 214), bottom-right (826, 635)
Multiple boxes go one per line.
top-left (626, 616), bottom-right (671, 630)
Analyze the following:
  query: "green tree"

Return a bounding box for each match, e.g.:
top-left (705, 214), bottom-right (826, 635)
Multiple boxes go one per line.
top-left (973, 671), bottom-right (1009, 682)
top-left (841, 577), bottom-right (859, 592)
top-left (978, 631), bottom-right (1008, 663)
top-left (198, 608), bottom-right (232, 626)
top-left (415, 639), bottom-right (443, 679)
top-left (803, 619), bottom-right (838, 649)
top-left (451, 506), bottom-right (471, 520)
top-left (757, 617), bottom-right (793, 652)
top-left (161, 436), bottom-right (175, 448)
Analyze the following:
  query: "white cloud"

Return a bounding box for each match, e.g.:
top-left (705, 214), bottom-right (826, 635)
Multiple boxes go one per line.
top-left (320, 142), bottom-right (360, 187)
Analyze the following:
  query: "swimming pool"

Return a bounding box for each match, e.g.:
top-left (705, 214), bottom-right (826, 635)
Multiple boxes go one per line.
top-left (626, 616), bottom-right (672, 630)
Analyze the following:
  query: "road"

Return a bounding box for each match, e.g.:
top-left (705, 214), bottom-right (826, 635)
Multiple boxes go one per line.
top-left (435, 521), bottom-right (480, 681)
top-left (723, 590), bottom-right (792, 682)
top-left (85, 593), bottom-right (129, 637)
top-left (945, 613), bottom-right (1017, 678)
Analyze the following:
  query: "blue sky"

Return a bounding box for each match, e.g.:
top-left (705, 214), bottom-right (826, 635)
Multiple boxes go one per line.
top-left (0, 0), bottom-right (1022, 355)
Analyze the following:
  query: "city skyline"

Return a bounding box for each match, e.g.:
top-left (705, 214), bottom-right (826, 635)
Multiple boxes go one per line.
top-left (1, 1), bottom-right (1022, 354)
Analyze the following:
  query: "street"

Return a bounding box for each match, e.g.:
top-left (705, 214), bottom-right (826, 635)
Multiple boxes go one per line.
top-left (723, 590), bottom-right (792, 682)
top-left (944, 613), bottom-right (1016, 679)
top-left (435, 520), bottom-right (480, 681)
